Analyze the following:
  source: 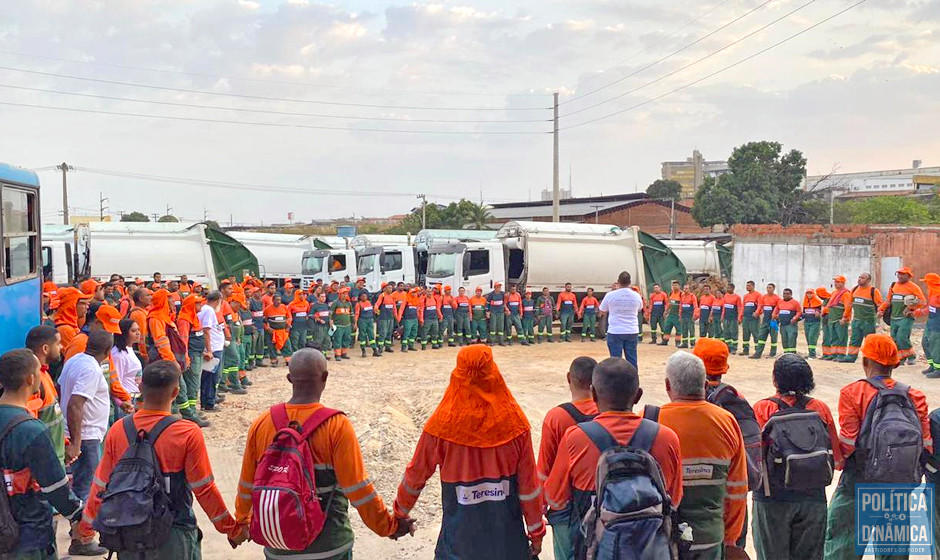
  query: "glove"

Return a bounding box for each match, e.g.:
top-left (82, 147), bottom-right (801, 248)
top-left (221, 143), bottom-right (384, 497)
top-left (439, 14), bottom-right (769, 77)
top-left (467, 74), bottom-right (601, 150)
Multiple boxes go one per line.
top-left (769, 320), bottom-right (778, 332)
top-left (224, 340), bottom-right (231, 347)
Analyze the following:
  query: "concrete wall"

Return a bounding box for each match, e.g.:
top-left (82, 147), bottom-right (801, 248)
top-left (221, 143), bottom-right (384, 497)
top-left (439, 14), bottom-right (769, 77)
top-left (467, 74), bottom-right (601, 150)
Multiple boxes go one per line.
top-left (732, 241), bottom-right (873, 293)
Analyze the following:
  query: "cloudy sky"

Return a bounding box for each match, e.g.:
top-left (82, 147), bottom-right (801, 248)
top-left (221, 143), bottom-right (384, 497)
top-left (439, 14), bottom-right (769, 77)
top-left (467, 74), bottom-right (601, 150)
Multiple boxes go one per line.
top-left (1, 0), bottom-right (937, 225)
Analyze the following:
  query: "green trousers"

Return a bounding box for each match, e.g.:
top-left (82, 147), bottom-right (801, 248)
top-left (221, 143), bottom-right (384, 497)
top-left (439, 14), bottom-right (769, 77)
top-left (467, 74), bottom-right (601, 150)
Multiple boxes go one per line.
top-left (804, 321), bottom-right (821, 357)
top-left (118, 526), bottom-right (202, 560)
top-left (173, 360), bottom-right (191, 414)
top-left (421, 319), bottom-right (440, 346)
top-left (753, 499), bottom-right (827, 560)
top-left (648, 314), bottom-right (664, 342)
top-left (489, 314), bottom-right (505, 343)
top-left (507, 314), bottom-right (524, 342)
top-left (522, 317), bottom-right (535, 342)
top-left (241, 330), bottom-right (254, 368)
top-left (741, 316), bottom-right (759, 353)
top-left (581, 314), bottom-right (597, 340)
top-left (821, 318), bottom-right (832, 357)
top-left (183, 351), bottom-right (202, 413)
top-left (401, 318), bottom-right (419, 347)
top-left (441, 315), bottom-right (456, 344)
top-left (891, 316), bottom-right (915, 359)
top-left (357, 318), bottom-right (376, 347)
top-left (699, 315), bottom-right (712, 339)
top-left (265, 331), bottom-right (292, 359)
top-left (780, 322), bottom-right (798, 353)
top-left (222, 343), bottom-right (242, 387)
top-left (377, 317), bottom-right (395, 348)
top-left (455, 314), bottom-right (471, 343)
top-left (754, 318), bottom-right (778, 356)
top-left (471, 318), bottom-right (487, 341)
top-left (925, 328), bottom-right (940, 370)
top-left (845, 319), bottom-right (876, 361)
top-left (679, 316), bottom-right (695, 346)
top-left (289, 328), bottom-right (307, 354)
top-left (824, 471), bottom-right (907, 560)
top-left (551, 520), bottom-right (573, 560)
top-left (331, 325), bottom-right (352, 349)
top-left (662, 314), bottom-right (681, 344)
top-left (723, 317), bottom-right (739, 352)
top-left (311, 323), bottom-right (332, 352)
top-left (828, 320), bottom-right (849, 360)
top-left (537, 315), bottom-right (553, 339)
top-left (251, 329), bottom-right (265, 363)
top-left (559, 312), bottom-right (574, 340)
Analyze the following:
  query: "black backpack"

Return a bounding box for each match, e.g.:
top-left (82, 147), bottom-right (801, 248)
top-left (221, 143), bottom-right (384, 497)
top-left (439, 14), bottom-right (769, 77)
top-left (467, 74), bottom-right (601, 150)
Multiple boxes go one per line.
top-left (0, 415), bottom-right (33, 554)
top-left (855, 378), bottom-right (923, 483)
top-left (759, 396), bottom-right (834, 495)
top-left (559, 402), bottom-right (597, 424)
top-left (93, 415), bottom-right (178, 553)
top-left (706, 383), bottom-right (762, 491)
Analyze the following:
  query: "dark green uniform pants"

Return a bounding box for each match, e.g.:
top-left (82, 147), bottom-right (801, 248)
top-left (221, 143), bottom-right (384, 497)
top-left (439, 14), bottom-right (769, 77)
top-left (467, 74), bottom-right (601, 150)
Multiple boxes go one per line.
top-left (401, 318), bottom-right (419, 348)
top-left (723, 317), bottom-right (739, 352)
top-left (820, 317), bottom-right (831, 358)
top-left (804, 321), bottom-right (821, 358)
top-left (754, 318), bottom-right (778, 356)
top-left (753, 500), bottom-right (827, 560)
top-left (699, 314), bottom-right (712, 339)
top-left (780, 323), bottom-right (798, 353)
top-left (679, 316), bottom-right (695, 347)
top-left (118, 526), bottom-right (202, 560)
top-left (265, 331), bottom-right (292, 359)
top-left (649, 313), bottom-right (665, 342)
top-left (332, 325), bottom-right (352, 349)
top-left (421, 319), bottom-right (440, 347)
top-left (488, 314), bottom-right (505, 344)
top-left (455, 314), bottom-right (471, 343)
top-left (507, 314), bottom-right (524, 342)
top-left (441, 315), bottom-right (456, 344)
top-left (828, 320), bottom-right (849, 361)
top-left (662, 314), bottom-right (681, 344)
top-left (522, 317), bottom-right (535, 343)
top-left (581, 314), bottom-right (597, 340)
top-left (183, 351), bottom-right (202, 413)
top-left (471, 318), bottom-right (487, 342)
top-left (538, 315), bottom-right (553, 340)
top-left (357, 318), bottom-right (376, 348)
top-left (559, 312), bottom-right (574, 341)
top-left (251, 329), bottom-right (265, 364)
top-left (741, 316), bottom-right (759, 353)
top-left (377, 317), bottom-right (395, 349)
top-left (825, 471), bottom-right (907, 560)
top-left (891, 316), bottom-right (915, 360)
top-left (289, 328), bottom-right (307, 355)
top-left (311, 324), bottom-right (332, 352)
top-left (551, 520), bottom-right (573, 560)
top-left (846, 319), bottom-right (876, 361)
top-left (925, 328), bottom-right (940, 370)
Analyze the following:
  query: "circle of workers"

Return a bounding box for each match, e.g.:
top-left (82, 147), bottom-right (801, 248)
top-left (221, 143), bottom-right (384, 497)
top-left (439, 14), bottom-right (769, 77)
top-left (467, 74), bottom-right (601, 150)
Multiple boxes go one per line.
top-left (2, 263), bottom-right (939, 560)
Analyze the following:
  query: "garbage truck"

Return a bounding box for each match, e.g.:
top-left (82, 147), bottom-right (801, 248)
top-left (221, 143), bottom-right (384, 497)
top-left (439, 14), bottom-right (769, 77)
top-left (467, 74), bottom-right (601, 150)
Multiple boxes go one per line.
top-left (660, 239), bottom-right (730, 279)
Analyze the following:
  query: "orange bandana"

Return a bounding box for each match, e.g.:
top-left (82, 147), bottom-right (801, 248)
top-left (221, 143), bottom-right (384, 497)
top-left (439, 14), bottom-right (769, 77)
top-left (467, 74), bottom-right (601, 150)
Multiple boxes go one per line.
top-left (423, 345), bottom-right (530, 448)
top-left (861, 333), bottom-right (900, 367)
top-left (178, 294), bottom-right (203, 330)
top-left (693, 337), bottom-right (729, 376)
top-left (148, 289), bottom-right (175, 324)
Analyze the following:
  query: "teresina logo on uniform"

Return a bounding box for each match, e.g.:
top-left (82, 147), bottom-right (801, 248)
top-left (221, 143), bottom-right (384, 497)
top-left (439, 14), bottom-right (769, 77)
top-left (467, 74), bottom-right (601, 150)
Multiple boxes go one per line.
top-left (456, 480), bottom-right (511, 505)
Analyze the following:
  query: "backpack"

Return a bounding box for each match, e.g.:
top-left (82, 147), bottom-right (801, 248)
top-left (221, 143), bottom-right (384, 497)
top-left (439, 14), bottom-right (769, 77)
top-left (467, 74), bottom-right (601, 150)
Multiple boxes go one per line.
top-left (706, 383), bottom-right (762, 491)
top-left (93, 415), bottom-right (178, 553)
top-left (759, 396), bottom-right (834, 495)
top-left (577, 419), bottom-right (679, 560)
top-left (884, 282), bottom-right (896, 326)
top-left (855, 378), bottom-right (923, 483)
top-left (559, 402), bottom-right (597, 424)
top-left (926, 409), bottom-right (940, 481)
top-left (0, 415), bottom-right (33, 554)
top-left (250, 404), bottom-right (343, 551)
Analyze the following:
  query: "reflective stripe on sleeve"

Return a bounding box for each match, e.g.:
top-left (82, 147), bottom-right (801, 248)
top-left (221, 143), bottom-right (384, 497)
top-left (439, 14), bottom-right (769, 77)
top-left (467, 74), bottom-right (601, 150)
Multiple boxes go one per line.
top-left (210, 510), bottom-right (232, 523)
top-left (519, 487), bottom-right (542, 502)
top-left (190, 474), bottom-right (215, 489)
top-left (840, 436), bottom-right (856, 446)
top-left (238, 492), bottom-right (252, 501)
top-left (726, 493), bottom-right (748, 500)
top-left (526, 520), bottom-right (544, 533)
top-left (93, 476), bottom-right (107, 488)
top-left (342, 478), bottom-right (373, 494)
top-left (682, 458), bottom-right (731, 466)
top-left (41, 476), bottom-right (70, 493)
top-left (350, 491), bottom-right (377, 507)
top-left (402, 480), bottom-right (422, 496)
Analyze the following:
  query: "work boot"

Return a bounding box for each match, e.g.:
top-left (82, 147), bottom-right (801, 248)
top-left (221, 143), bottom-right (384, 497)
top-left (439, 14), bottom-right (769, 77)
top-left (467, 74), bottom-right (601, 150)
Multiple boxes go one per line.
top-left (229, 386), bottom-right (248, 395)
top-left (401, 345), bottom-right (408, 353)
top-left (926, 369), bottom-right (940, 379)
top-left (521, 340), bottom-right (529, 346)
top-left (769, 351), bottom-right (777, 358)
top-left (214, 393), bottom-right (226, 404)
top-left (907, 356), bottom-right (918, 366)
top-left (242, 377), bottom-right (253, 386)
top-left (580, 337), bottom-right (585, 343)
top-left (498, 341), bottom-right (506, 346)
top-left (385, 346), bottom-right (394, 353)
top-left (658, 341), bottom-right (668, 346)
top-left (361, 347), bottom-right (368, 358)
top-left (186, 411), bottom-right (211, 428)
top-left (738, 349), bottom-right (749, 356)
top-left (547, 337), bottom-right (554, 343)
top-left (923, 365), bottom-right (935, 374)
top-left (749, 353), bottom-right (763, 360)
top-left (342, 353), bottom-right (351, 360)
top-left (409, 343), bottom-right (416, 351)
top-left (259, 358), bottom-right (271, 367)
top-left (808, 351), bottom-right (816, 359)
top-left (69, 540), bottom-right (107, 556)
top-left (421, 344), bottom-right (428, 350)
top-left (217, 384), bottom-right (230, 394)
top-left (649, 338), bottom-right (657, 345)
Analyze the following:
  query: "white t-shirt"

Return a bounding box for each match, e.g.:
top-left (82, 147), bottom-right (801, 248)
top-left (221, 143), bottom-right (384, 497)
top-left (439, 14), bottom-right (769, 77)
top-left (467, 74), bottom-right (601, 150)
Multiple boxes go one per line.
top-left (199, 304), bottom-right (225, 353)
top-left (110, 346), bottom-right (142, 395)
top-left (59, 353), bottom-right (111, 441)
top-left (599, 287), bottom-right (643, 335)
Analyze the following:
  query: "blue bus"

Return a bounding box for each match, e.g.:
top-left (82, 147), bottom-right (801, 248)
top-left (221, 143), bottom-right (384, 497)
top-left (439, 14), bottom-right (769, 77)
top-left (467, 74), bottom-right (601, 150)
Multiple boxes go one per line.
top-left (0, 162), bottom-right (41, 355)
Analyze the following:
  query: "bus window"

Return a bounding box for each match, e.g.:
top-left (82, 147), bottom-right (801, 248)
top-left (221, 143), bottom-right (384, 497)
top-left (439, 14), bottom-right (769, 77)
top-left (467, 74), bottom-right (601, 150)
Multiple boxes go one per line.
top-left (2, 187), bottom-right (38, 282)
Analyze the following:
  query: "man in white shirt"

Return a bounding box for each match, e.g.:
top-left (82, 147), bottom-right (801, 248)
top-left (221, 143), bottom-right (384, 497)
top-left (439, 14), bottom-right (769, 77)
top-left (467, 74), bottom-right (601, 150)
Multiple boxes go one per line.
top-left (198, 291), bottom-right (226, 412)
top-left (59, 328), bottom-right (113, 556)
top-left (598, 271), bottom-right (644, 368)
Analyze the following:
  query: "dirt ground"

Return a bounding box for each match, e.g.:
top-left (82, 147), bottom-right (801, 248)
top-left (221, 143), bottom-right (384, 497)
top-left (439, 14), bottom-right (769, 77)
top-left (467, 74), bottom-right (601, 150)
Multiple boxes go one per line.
top-left (59, 327), bottom-right (939, 559)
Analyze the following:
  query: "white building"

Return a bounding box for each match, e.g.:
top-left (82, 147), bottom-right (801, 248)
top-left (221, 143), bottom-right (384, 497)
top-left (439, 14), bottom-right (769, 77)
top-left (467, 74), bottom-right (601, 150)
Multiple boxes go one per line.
top-left (805, 160), bottom-right (940, 197)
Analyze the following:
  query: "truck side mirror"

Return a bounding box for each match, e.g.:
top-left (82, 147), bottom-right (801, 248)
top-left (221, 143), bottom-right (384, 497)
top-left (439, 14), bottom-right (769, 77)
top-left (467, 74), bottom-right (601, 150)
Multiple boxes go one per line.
top-left (462, 252), bottom-right (471, 280)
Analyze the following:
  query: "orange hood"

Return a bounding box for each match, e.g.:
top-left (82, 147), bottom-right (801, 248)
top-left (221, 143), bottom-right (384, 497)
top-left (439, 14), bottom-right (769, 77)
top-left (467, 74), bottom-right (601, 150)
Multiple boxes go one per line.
top-left (148, 289), bottom-right (175, 324)
top-left (422, 345), bottom-right (530, 448)
top-left (55, 287), bottom-right (92, 328)
top-left (178, 294), bottom-right (203, 329)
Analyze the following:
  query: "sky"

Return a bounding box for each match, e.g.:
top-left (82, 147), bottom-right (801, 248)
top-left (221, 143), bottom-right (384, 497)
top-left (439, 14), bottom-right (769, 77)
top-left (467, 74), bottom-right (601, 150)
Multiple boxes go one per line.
top-left (0, 0), bottom-right (938, 225)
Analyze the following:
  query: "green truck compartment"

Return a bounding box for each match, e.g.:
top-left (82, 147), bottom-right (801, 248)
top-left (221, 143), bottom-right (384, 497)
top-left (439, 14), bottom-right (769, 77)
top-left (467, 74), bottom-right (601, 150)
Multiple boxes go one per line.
top-left (717, 243), bottom-right (733, 279)
top-left (638, 231), bottom-right (688, 292)
top-left (204, 225), bottom-right (260, 283)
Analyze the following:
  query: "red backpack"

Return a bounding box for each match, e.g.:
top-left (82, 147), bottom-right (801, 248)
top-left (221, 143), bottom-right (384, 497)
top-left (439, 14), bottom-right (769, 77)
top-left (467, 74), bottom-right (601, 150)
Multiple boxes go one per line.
top-left (250, 403), bottom-right (343, 551)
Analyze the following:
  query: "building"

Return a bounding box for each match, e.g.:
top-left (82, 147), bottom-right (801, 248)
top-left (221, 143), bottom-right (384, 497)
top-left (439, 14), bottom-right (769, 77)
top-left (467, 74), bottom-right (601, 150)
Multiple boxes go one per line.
top-left (661, 150), bottom-right (730, 197)
top-left (488, 193), bottom-right (711, 235)
top-left (69, 215), bottom-right (112, 225)
top-left (540, 188), bottom-right (571, 201)
top-left (805, 160), bottom-right (940, 198)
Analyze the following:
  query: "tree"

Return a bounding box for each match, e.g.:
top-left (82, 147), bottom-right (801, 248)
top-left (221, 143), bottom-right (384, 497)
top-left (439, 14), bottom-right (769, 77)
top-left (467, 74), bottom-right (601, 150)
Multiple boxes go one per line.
top-left (692, 141), bottom-right (821, 227)
top-left (646, 179), bottom-right (683, 201)
top-left (157, 215), bottom-right (179, 223)
top-left (120, 211), bottom-right (150, 222)
top-left (386, 199), bottom-right (493, 234)
top-left (843, 197), bottom-right (931, 225)
top-left (463, 201), bottom-right (494, 230)
top-left (204, 220), bottom-right (222, 230)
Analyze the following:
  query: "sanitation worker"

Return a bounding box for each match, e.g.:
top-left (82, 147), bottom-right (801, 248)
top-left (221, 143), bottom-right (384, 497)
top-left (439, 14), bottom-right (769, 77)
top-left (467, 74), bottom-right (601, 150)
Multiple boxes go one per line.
top-left (647, 283), bottom-right (668, 344)
top-left (750, 283), bottom-right (781, 359)
top-left (419, 286), bottom-right (443, 350)
top-left (330, 287), bottom-right (354, 360)
top-left (843, 272), bottom-right (883, 363)
top-left (660, 280), bottom-right (682, 347)
top-left (556, 283), bottom-right (578, 342)
top-left (823, 275), bottom-right (853, 361)
top-left (802, 288), bottom-right (824, 359)
top-left (309, 291), bottom-right (333, 359)
top-left (396, 287), bottom-right (421, 352)
top-left (374, 282), bottom-right (397, 353)
top-left (740, 281), bottom-right (761, 356)
top-left (248, 288), bottom-right (266, 366)
top-left (698, 285), bottom-right (716, 340)
top-left (487, 283), bottom-right (507, 346)
top-left (816, 287), bottom-right (832, 360)
top-left (287, 289), bottom-right (310, 358)
top-left (263, 294), bottom-right (291, 366)
top-left (678, 283), bottom-right (699, 349)
top-left (536, 287), bottom-right (555, 343)
top-left (773, 288), bottom-right (802, 354)
top-left (522, 289), bottom-right (537, 345)
top-left (915, 273), bottom-right (940, 377)
top-left (440, 286), bottom-right (458, 347)
top-left (506, 284), bottom-right (526, 345)
top-left (454, 286), bottom-right (472, 345)
top-left (354, 291), bottom-right (380, 357)
top-left (879, 266), bottom-right (927, 365)
top-left (578, 287), bottom-right (599, 342)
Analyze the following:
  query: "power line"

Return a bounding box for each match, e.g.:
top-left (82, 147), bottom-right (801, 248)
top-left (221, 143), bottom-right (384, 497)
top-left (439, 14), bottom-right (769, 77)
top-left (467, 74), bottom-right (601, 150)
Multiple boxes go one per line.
top-left (0, 82), bottom-right (551, 124)
top-left (560, 0), bottom-right (819, 120)
top-left (0, 64), bottom-right (550, 112)
top-left (561, 0), bottom-right (869, 130)
top-left (0, 48), bottom-right (547, 98)
top-left (0, 100), bottom-right (552, 135)
top-left (561, 0), bottom-right (775, 105)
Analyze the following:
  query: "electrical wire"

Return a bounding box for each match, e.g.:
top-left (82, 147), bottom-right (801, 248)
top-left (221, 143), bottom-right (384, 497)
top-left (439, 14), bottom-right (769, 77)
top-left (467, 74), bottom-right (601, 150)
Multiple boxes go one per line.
top-left (0, 49), bottom-right (547, 98)
top-left (0, 64), bottom-right (550, 111)
top-left (0, 100), bottom-right (552, 135)
top-left (0, 83), bottom-right (551, 124)
top-left (560, 0), bottom-right (818, 119)
top-left (561, 0), bottom-right (775, 105)
top-left (561, 0), bottom-right (869, 130)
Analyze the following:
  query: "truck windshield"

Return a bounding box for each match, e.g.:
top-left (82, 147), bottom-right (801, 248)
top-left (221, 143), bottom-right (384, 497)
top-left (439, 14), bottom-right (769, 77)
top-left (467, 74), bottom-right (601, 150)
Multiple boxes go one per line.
top-left (427, 252), bottom-right (457, 278)
top-left (357, 253), bottom-right (376, 275)
top-left (302, 256), bottom-right (324, 274)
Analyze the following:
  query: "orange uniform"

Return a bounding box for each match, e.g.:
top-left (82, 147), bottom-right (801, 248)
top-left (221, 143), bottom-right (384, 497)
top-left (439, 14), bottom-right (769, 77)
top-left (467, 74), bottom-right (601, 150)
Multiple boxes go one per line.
top-left (824, 288), bottom-right (854, 321)
top-left (680, 292), bottom-right (700, 319)
top-left (723, 292), bottom-right (744, 321)
top-left (772, 298), bottom-right (802, 322)
top-left (536, 398), bottom-right (599, 482)
top-left (578, 296), bottom-right (599, 319)
top-left (556, 291), bottom-right (579, 313)
top-left (753, 395), bottom-right (844, 472)
top-left (647, 291), bottom-right (669, 318)
top-left (127, 306), bottom-right (149, 359)
top-left (836, 378), bottom-right (931, 459)
top-left (879, 281), bottom-right (926, 315)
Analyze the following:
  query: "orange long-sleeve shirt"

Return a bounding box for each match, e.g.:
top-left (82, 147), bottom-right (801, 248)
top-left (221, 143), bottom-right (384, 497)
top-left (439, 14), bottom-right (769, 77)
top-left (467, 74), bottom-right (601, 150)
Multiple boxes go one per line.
top-left (147, 318), bottom-right (177, 363)
top-left (417, 295), bottom-right (443, 323)
top-left (544, 411), bottom-right (683, 513)
top-left (373, 292), bottom-right (397, 315)
top-left (836, 378), bottom-right (932, 459)
top-left (723, 293), bottom-right (744, 322)
top-left (658, 400), bottom-right (748, 547)
top-left (537, 398), bottom-right (599, 482)
top-left (824, 288), bottom-right (854, 321)
top-left (742, 291), bottom-right (761, 318)
top-left (578, 296), bottom-right (599, 318)
top-left (61, 334), bottom-right (131, 403)
top-left (753, 394), bottom-right (844, 471)
top-left (698, 294), bottom-right (716, 314)
top-left (81, 410), bottom-right (238, 539)
top-left (396, 295), bottom-right (422, 322)
top-left (236, 403), bottom-right (398, 539)
top-left (680, 292), bottom-right (700, 319)
top-left (128, 306), bottom-right (149, 359)
top-left (772, 298), bottom-right (802, 323)
top-left (556, 291), bottom-right (578, 313)
top-left (880, 281), bottom-right (926, 314)
top-left (647, 291), bottom-right (669, 317)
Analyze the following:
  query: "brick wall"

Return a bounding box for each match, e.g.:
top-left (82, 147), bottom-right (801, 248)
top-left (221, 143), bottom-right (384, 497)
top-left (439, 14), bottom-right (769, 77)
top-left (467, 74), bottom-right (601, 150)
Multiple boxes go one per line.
top-left (601, 204), bottom-right (710, 235)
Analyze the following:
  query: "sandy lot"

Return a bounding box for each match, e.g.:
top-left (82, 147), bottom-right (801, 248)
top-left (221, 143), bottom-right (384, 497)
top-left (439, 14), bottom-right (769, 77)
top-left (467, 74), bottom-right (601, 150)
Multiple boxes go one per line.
top-left (60, 327), bottom-right (938, 559)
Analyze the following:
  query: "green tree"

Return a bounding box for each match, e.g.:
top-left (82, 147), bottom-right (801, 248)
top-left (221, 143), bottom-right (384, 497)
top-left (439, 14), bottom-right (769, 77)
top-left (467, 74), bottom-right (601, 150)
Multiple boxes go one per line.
top-left (463, 201), bottom-right (494, 230)
top-left (646, 179), bottom-right (683, 201)
top-left (204, 220), bottom-right (222, 230)
top-left (386, 199), bottom-right (493, 234)
top-left (120, 211), bottom-right (150, 222)
top-left (157, 214), bottom-right (179, 223)
top-left (692, 141), bottom-right (819, 227)
top-left (844, 197), bottom-right (931, 225)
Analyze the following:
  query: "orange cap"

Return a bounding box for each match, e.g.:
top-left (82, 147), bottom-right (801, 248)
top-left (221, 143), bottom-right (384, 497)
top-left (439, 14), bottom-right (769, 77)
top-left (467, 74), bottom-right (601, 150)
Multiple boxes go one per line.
top-left (96, 304), bottom-right (123, 334)
top-left (897, 266), bottom-right (914, 276)
top-left (815, 287), bottom-right (831, 299)
top-left (494, 282), bottom-right (502, 288)
top-left (475, 286), bottom-right (484, 292)
top-left (444, 285), bottom-right (452, 292)
top-left (339, 287), bottom-right (350, 295)
top-left (692, 338), bottom-right (729, 376)
top-left (921, 273), bottom-right (940, 284)
top-left (833, 275), bottom-right (847, 283)
top-left (861, 333), bottom-right (900, 367)
top-left (79, 279), bottom-right (100, 294)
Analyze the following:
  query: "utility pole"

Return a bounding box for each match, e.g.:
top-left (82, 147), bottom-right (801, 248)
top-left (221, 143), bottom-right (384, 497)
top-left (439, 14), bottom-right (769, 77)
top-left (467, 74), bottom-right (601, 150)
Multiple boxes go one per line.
top-left (670, 198), bottom-right (677, 240)
top-left (552, 92), bottom-right (560, 223)
top-left (203, 207), bottom-right (209, 221)
top-left (151, 213), bottom-right (159, 222)
top-left (56, 162), bottom-right (73, 225)
top-left (98, 192), bottom-right (109, 221)
top-left (590, 204), bottom-right (603, 224)
top-left (417, 194), bottom-right (427, 230)
top-left (165, 204), bottom-right (173, 221)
